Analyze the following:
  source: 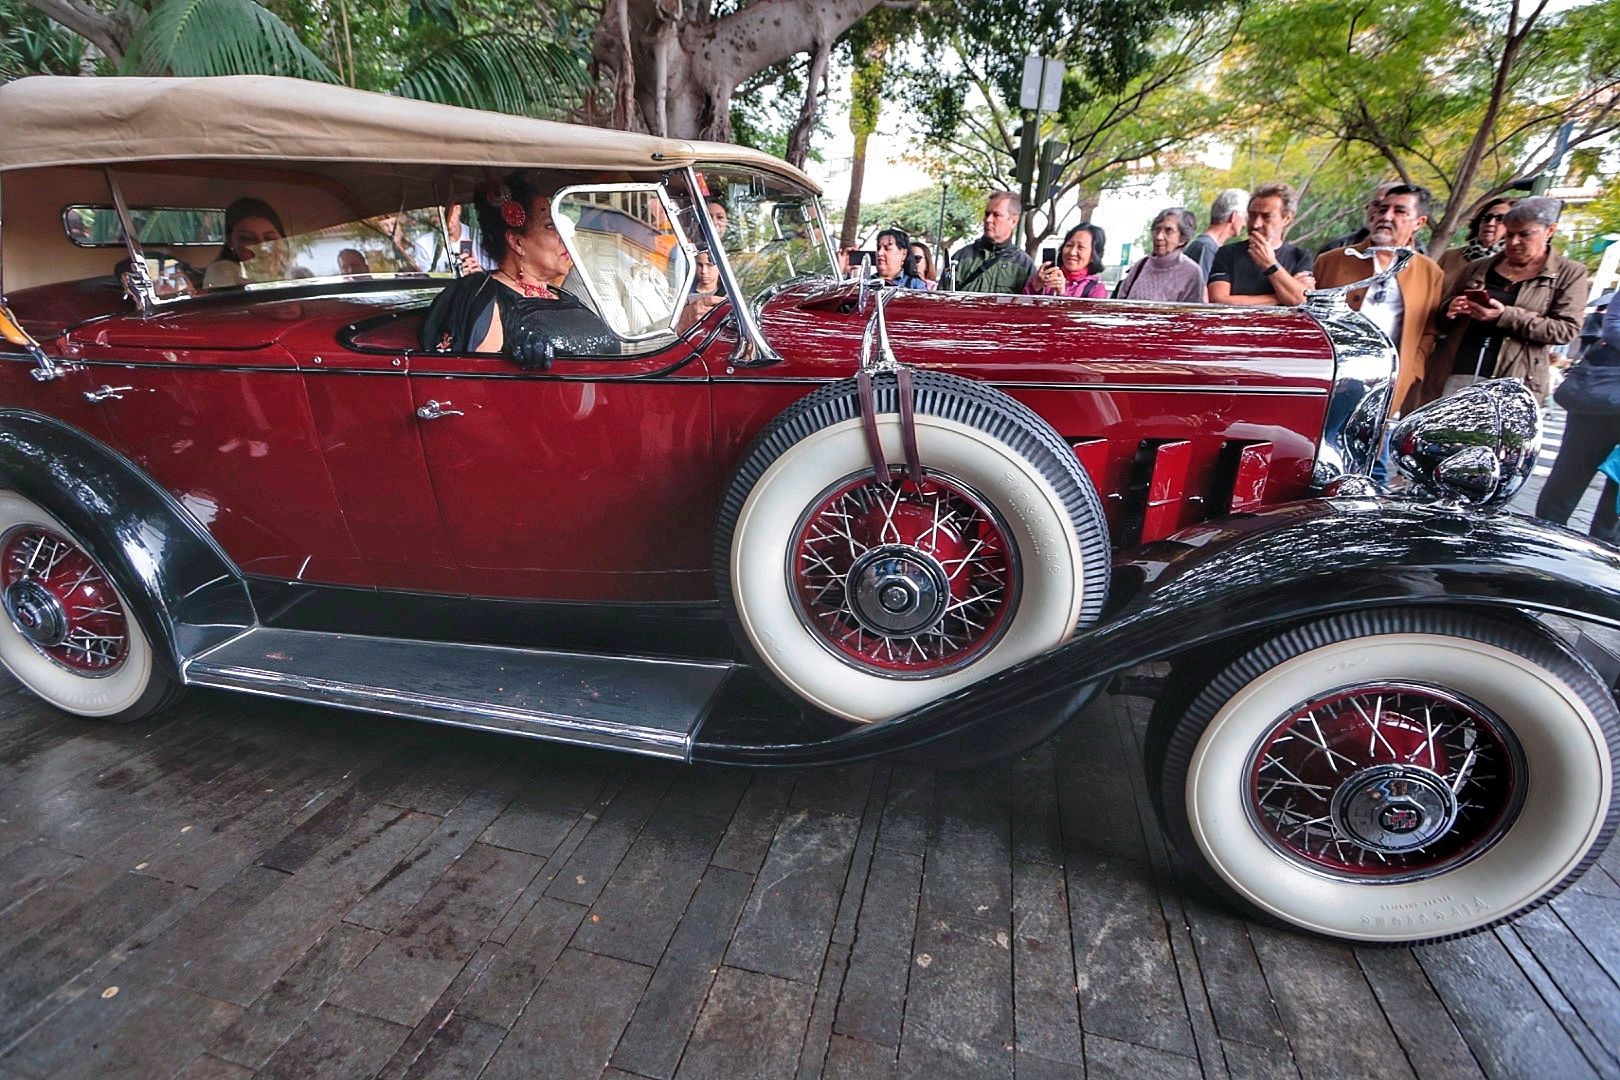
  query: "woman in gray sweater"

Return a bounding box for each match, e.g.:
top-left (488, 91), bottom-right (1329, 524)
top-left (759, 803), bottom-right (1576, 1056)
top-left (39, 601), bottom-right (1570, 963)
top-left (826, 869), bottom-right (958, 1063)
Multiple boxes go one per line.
top-left (1114, 208), bottom-right (1207, 303)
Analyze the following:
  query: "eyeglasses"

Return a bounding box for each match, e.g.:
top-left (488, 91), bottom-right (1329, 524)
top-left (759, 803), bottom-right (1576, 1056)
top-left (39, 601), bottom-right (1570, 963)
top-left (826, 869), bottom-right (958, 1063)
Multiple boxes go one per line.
top-left (1480, 213), bottom-right (1507, 223)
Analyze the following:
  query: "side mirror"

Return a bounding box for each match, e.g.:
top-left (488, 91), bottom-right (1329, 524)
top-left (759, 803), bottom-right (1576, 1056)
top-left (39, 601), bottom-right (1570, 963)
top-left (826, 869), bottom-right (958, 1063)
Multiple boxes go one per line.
top-left (1389, 379), bottom-right (1541, 508)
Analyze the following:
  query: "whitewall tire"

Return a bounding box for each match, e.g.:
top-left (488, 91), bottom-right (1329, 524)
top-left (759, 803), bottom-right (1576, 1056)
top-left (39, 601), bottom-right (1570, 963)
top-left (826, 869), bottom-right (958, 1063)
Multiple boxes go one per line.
top-left (714, 371), bottom-right (1110, 723)
top-left (1152, 610), bottom-right (1619, 944)
top-left (0, 491), bottom-right (177, 721)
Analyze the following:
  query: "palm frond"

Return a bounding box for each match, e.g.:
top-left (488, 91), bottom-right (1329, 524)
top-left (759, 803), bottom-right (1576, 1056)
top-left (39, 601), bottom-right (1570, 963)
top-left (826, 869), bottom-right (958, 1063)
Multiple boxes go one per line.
top-left (392, 32), bottom-right (587, 118)
top-left (124, 0), bottom-right (339, 82)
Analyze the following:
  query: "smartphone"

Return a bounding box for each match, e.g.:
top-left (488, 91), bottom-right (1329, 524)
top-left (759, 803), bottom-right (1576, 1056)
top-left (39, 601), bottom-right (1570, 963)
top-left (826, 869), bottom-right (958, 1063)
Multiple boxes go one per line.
top-left (1465, 288), bottom-right (1490, 305)
top-left (459, 239), bottom-right (474, 257)
top-left (1042, 246), bottom-right (1058, 266)
top-left (849, 249), bottom-right (877, 269)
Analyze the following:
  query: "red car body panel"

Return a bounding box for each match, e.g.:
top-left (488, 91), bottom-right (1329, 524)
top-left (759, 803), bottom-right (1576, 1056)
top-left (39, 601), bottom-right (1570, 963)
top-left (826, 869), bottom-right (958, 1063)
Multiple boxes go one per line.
top-left (1, 277), bottom-right (1338, 603)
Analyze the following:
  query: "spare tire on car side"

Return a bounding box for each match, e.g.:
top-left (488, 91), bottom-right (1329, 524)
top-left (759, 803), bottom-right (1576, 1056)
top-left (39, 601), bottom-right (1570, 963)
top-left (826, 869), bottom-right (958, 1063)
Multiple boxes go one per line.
top-left (714, 370), bottom-right (1110, 723)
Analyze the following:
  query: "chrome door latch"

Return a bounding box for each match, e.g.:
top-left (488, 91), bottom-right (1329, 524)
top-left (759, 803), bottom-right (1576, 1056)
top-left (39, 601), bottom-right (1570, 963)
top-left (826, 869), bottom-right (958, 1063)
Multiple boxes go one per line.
top-left (83, 385), bottom-right (132, 403)
top-left (415, 399), bottom-right (465, 420)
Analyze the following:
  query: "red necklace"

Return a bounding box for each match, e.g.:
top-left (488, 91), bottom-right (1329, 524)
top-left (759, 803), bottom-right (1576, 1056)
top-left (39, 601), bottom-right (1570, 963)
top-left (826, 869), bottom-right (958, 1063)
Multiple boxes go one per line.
top-left (508, 266), bottom-right (554, 299)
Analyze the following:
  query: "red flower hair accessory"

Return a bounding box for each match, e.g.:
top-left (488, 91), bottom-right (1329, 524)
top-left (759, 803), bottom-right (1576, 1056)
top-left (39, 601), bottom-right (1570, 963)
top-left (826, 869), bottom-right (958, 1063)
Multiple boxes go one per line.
top-left (478, 179), bottom-right (526, 229)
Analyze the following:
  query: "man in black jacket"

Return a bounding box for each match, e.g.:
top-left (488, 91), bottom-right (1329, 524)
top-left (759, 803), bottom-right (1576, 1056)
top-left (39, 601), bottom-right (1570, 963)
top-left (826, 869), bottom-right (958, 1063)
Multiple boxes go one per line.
top-left (950, 192), bottom-right (1036, 294)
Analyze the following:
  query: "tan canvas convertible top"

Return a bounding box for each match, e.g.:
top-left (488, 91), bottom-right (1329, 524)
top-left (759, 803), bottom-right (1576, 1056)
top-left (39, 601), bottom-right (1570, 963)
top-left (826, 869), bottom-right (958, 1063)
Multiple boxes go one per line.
top-left (0, 75), bottom-right (819, 193)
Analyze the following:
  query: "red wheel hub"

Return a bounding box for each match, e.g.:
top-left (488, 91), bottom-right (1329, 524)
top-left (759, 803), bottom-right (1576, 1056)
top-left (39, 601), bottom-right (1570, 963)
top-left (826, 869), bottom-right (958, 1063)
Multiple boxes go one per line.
top-left (1248, 684), bottom-right (1521, 880)
top-left (791, 470), bottom-right (1018, 673)
top-left (1, 527), bottom-right (128, 673)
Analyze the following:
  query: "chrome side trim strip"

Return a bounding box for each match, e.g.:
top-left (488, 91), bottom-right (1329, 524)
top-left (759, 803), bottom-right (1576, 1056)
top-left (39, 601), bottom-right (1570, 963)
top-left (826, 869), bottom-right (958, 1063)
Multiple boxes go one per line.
top-left (186, 664), bottom-right (698, 758)
top-left (990, 381), bottom-right (1328, 396)
top-left (719, 376), bottom-right (1327, 395)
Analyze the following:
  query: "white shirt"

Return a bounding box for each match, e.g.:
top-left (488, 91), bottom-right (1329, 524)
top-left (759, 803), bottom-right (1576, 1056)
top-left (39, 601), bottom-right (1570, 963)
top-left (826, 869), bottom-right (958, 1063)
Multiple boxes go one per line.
top-left (1362, 271), bottom-right (1404, 346)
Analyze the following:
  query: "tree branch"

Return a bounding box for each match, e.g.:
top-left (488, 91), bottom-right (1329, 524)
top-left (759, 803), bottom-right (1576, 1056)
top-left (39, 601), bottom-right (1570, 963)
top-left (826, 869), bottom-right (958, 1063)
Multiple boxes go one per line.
top-left (24, 0), bottom-right (134, 62)
top-left (704, 0), bottom-right (883, 88)
top-left (784, 34), bottom-right (830, 167)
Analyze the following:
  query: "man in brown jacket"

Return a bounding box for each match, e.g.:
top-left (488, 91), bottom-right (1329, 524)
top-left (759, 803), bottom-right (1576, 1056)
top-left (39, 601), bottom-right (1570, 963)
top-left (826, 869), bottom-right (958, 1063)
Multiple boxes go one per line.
top-left (1314, 183), bottom-right (1444, 416)
top-left (1427, 197), bottom-right (1589, 404)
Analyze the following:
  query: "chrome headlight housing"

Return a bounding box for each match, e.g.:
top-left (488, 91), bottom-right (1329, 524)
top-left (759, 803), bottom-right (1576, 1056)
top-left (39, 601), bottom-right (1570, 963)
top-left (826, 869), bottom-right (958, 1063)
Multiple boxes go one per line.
top-left (1389, 379), bottom-right (1541, 508)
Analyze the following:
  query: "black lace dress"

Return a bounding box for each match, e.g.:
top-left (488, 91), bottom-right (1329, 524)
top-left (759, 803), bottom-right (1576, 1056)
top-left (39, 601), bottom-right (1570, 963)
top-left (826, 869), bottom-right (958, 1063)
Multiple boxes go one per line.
top-left (419, 273), bottom-right (618, 368)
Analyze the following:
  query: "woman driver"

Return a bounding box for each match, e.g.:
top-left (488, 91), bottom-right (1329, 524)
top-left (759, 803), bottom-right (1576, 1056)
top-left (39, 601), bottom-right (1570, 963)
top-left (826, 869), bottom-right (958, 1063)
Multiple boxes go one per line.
top-left (420, 171), bottom-right (574, 355)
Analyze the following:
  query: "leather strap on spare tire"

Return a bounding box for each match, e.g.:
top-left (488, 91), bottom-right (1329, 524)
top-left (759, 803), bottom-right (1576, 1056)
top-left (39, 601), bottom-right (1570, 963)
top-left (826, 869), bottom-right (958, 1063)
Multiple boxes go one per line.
top-left (713, 370), bottom-right (1112, 722)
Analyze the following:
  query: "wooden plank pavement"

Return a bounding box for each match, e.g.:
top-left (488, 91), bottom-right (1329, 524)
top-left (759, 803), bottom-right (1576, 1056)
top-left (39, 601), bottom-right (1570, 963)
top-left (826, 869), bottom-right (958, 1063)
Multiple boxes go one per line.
top-left (1, 652), bottom-right (1618, 1080)
top-left (1, 422), bottom-right (1618, 1080)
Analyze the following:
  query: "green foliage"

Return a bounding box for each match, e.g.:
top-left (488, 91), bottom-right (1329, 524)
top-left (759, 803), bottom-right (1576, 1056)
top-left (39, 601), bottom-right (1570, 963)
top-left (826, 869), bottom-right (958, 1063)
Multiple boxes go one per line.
top-left (896, 3), bottom-right (1238, 247)
top-left (1204, 0), bottom-right (1620, 246)
top-left (1168, 135), bottom-right (1396, 254)
top-left (1591, 181), bottom-right (1620, 235)
top-left (1, 0), bottom-right (89, 78)
top-left (856, 183), bottom-right (985, 245)
top-left (730, 58), bottom-right (808, 158)
top-left (908, 0), bottom-right (1226, 110)
top-left (394, 32), bottom-right (586, 117)
top-left (124, 0), bottom-right (340, 81)
top-left (16, 0), bottom-right (591, 119)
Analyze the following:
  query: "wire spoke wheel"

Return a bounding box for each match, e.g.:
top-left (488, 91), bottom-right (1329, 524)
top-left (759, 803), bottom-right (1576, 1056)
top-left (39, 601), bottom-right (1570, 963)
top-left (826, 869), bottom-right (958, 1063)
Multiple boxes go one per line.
top-left (715, 370), bottom-right (1110, 722)
top-left (1248, 683), bottom-right (1523, 882)
top-left (1, 525), bottom-right (129, 675)
top-left (790, 469), bottom-right (1018, 675)
top-left (0, 491), bottom-right (175, 722)
top-left (1150, 610), bottom-right (1620, 943)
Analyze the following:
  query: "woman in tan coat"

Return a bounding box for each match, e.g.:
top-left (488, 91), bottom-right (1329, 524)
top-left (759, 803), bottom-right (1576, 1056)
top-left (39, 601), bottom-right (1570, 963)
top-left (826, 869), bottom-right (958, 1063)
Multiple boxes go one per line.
top-left (1426, 198), bottom-right (1589, 404)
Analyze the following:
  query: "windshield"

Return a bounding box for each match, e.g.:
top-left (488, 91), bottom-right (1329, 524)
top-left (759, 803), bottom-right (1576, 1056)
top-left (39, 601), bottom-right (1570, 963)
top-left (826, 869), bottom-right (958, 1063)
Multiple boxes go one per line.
top-left (696, 166), bottom-right (835, 302)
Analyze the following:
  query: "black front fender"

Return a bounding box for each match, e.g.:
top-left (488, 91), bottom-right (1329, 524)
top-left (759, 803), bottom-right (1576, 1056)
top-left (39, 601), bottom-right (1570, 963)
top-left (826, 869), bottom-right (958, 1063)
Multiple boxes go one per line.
top-left (0, 409), bottom-right (255, 669)
top-left (693, 498), bottom-right (1620, 766)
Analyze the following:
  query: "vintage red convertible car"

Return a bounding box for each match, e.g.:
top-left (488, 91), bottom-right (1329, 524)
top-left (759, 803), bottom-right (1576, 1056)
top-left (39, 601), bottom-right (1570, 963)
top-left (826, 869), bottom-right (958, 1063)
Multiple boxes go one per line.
top-left (2, 75), bottom-right (1617, 945)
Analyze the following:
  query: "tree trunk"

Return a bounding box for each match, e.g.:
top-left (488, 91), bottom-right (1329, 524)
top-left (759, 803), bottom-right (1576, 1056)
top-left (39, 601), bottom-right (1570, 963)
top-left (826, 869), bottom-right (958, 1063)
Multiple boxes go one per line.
top-left (840, 34), bottom-right (888, 247)
top-left (842, 129), bottom-right (870, 248)
top-left (591, 0), bottom-right (887, 141)
top-left (1427, 0), bottom-right (1544, 252)
top-left (784, 36), bottom-right (830, 168)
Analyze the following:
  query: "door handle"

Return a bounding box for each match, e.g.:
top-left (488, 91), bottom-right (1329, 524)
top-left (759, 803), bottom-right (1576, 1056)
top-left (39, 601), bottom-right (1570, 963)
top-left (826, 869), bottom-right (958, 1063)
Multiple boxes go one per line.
top-left (83, 385), bottom-right (133, 403)
top-left (415, 399), bottom-right (465, 420)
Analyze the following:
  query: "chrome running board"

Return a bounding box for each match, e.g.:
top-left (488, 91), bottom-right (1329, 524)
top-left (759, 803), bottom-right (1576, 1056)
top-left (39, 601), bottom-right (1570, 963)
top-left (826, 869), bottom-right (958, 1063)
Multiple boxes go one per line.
top-left (183, 627), bottom-right (734, 759)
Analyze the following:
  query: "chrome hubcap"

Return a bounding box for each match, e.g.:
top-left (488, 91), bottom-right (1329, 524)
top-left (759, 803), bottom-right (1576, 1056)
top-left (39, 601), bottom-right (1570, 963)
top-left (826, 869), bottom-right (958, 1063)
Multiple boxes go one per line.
top-left (789, 469), bottom-right (1019, 675)
top-left (847, 547), bottom-right (949, 636)
top-left (3, 579), bottom-right (68, 647)
top-left (0, 526), bottom-right (128, 675)
top-left (1329, 764), bottom-right (1459, 853)
top-left (1245, 683), bottom-right (1522, 881)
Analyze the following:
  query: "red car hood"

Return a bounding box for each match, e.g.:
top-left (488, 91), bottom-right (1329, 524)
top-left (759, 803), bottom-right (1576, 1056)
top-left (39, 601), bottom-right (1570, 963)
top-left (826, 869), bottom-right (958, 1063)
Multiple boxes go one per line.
top-left (760, 282), bottom-right (1335, 389)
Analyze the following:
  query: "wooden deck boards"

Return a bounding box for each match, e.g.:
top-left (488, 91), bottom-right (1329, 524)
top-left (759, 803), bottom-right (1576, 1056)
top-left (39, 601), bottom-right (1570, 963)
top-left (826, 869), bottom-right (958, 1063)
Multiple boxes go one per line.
top-left (2, 672), bottom-right (1617, 1080)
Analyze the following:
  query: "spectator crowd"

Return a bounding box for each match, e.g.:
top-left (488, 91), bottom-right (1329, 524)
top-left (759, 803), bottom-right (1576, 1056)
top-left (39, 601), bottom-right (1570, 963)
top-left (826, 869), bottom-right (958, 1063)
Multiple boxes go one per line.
top-left (849, 178), bottom-right (1604, 538)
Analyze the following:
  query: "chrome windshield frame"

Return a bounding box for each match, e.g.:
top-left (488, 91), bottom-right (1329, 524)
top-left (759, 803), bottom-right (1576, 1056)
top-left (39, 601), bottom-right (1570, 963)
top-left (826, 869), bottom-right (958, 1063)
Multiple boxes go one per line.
top-left (682, 164), bottom-right (840, 368)
top-left (549, 180), bottom-right (699, 344)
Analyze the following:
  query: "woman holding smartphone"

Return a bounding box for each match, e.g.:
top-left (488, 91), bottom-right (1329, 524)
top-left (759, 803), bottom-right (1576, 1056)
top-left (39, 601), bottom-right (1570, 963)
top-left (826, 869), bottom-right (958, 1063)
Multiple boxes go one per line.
top-left (1024, 223), bottom-right (1108, 298)
top-left (1426, 197), bottom-right (1590, 403)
